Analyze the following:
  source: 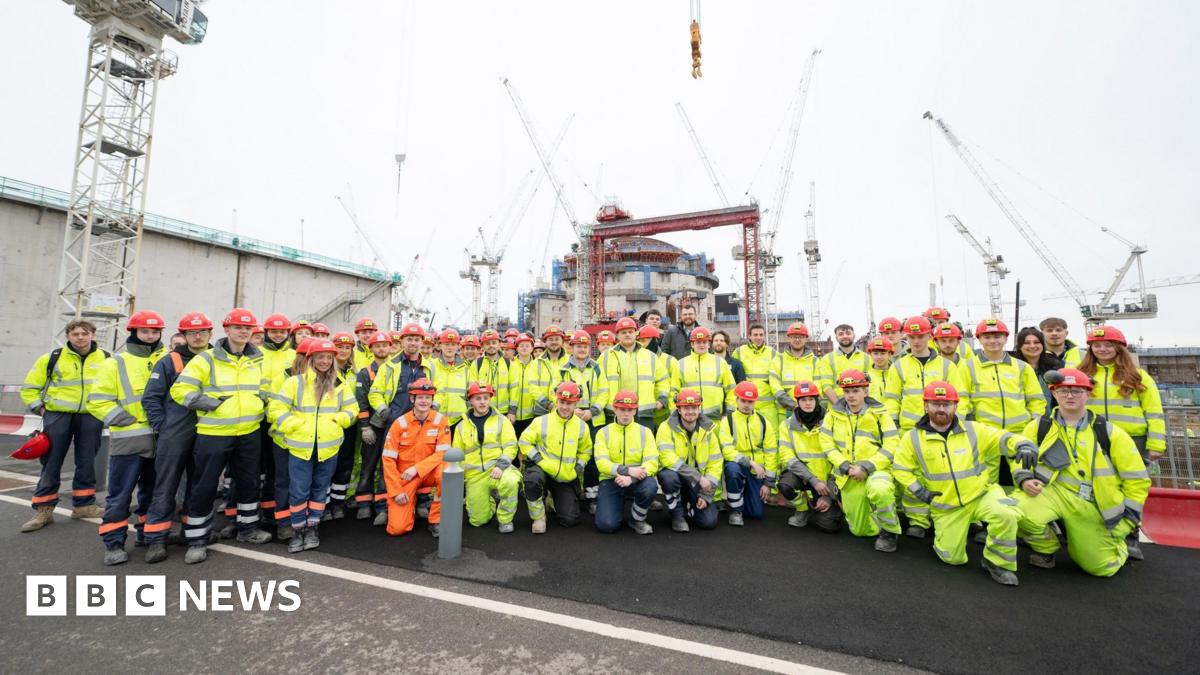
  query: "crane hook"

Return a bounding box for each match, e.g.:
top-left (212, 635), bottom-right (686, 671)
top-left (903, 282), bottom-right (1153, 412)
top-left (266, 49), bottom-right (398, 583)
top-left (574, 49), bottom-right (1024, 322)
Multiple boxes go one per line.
top-left (690, 20), bottom-right (702, 78)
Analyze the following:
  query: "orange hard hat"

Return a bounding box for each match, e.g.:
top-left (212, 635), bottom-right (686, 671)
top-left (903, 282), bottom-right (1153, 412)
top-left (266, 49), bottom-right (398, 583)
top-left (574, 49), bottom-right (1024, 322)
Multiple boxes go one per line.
top-left (400, 323), bottom-right (425, 338)
top-left (331, 332), bottom-right (354, 346)
top-left (689, 327), bottom-right (712, 342)
top-left (354, 318), bottom-right (378, 333)
top-left (467, 382), bottom-right (495, 398)
top-left (460, 334), bottom-right (480, 348)
top-left (1047, 368), bottom-right (1094, 390)
top-left (638, 325), bottom-right (660, 340)
top-left (368, 332), bottom-right (391, 346)
top-left (408, 378), bottom-right (436, 396)
top-left (439, 329), bottom-right (461, 344)
top-left (306, 339), bottom-right (337, 355)
top-left (934, 324), bottom-right (962, 339)
top-left (480, 329), bottom-right (501, 343)
top-left (542, 325), bottom-right (565, 339)
top-left (291, 319), bottom-right (313, 334)
top-left (614, 317), bottom-right (638, 333)
top-left (126, 310), bottom-right (165, 331)
top-left (311, 322), bottom-right (331, 336)
top-left (596, 330), bottom-right (616, 344)
top-left (569, 332), bottom-right (591, 346)
top-left (923, 307), bottom-right (951, 321)
top-left (515, 333), bottom-right (534, 345)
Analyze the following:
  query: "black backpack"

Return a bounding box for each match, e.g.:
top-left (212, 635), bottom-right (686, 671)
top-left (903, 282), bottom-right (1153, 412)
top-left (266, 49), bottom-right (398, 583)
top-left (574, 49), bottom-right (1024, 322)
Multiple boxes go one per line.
top-left (1035, 413), bottom-right (1111, 458)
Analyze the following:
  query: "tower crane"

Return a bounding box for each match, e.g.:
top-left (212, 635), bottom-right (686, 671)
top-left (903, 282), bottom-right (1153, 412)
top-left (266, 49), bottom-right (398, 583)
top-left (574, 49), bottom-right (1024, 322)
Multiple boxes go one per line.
top-left (53, 0), bottom-right (208, 348)
top-left (945, 213), bottom-right (1009, 319)
top-left (802, 182), bottom-right (821, 336)
top-left (676, 102), bottom-right (729, 206)
top-left (1044, 273), bottom-right (1200, 300)
top-left (458, 251), bottom-right (481, 328)
top-left (924, 111), bottom-right (1157, 324)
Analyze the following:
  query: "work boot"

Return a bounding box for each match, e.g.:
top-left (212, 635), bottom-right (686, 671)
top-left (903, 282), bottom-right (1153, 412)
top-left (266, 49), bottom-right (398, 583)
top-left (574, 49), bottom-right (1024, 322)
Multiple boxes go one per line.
top-left (330, 504), bottom-right (345, 520)
top-left (650, 500), bottom-right (665, 512)
top-left (498, 522), bottom-right (514, 534)
top-left (356, 505), bottom-right (371, 520)
top-left (671, 517), bottom-right (690, 533)
top-left (630, 520), bottom-right (653, 535)
top-left (217, 524), bottom-right (236, 539)
top-left (874, 532), bottom-right (899, 553)
top-left (71, 504), bottom-right (103, 519)
top-left (373, 511), bottom-right (388, 527)
top-left (1126, 536), bottom-right (1145, 561)
top-left (134, 533), bottom-right (146, 547)
top-left (416, 503), bottom-right (430, 519)
top-left (166, 529), bottom-right (185, 546)
top-left (320, 510), bottom-right (332, 522)
top-left (184, 545), bottom-right (208, 565)
top-left (588, 501), bottom-right (597, 515)
top-left (288, 528), bottom-right (306, 554)
top-left (303, 526), bottom-right (320, 550)
top-left (104, 546), bottom-right (129, 566)
top-left (144, 543), bottom-right (168, 564)
top-left (1028, 552), bottom-right (1056, 569)
top-left (276, 525), bottom-right (293, 542)
top-left (787, 511), bottom-right (810, 528)
top-left (982, 559), bottom-right (1019, 586)
top-left (237, 528), bottom-right (273, 545)
top-left (532, 518), bottom-right (547, 534)
top-left (728, 511), bottom-right (744, 527)
top-left (429, 523), bottom-right (440, 538)
top-left (905, 525), bottom-right (927, 539)
top-left (21, 506), bottom-right (55, 533)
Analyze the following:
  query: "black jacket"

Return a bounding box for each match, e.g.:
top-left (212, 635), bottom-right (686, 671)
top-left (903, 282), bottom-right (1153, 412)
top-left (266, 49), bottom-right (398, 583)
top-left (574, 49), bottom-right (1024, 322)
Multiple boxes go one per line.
top-left (661, 322), bottom-right (698, 361)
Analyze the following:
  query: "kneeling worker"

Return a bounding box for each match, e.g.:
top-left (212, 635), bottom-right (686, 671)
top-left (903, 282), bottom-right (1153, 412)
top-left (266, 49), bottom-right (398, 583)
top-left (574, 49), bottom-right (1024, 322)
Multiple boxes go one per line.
top-left (453, 382), bottom-right (521, 532)
top-left (381, 378), bottom-right (450, 537)
top-left (595, 391), bottom-right (660, 534)
top-left (656, 389), bottom-right (723, 531)
top-left (519, 381), bottom-right (593, 533)
top-left (777, 381), bottom-right (843, 532)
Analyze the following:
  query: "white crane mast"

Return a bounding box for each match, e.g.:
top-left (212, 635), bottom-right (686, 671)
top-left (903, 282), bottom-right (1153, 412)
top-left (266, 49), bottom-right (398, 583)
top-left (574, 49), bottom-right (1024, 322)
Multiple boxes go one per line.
top-left (802, 182), bottom-right (821, 336)
top-left (946, 213), bottom-right (1008, 318)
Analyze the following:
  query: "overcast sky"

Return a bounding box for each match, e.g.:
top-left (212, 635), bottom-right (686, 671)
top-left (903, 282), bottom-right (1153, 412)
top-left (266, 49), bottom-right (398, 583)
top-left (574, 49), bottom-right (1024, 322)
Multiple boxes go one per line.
top-left (3, 1), bottom-right (1198, 345)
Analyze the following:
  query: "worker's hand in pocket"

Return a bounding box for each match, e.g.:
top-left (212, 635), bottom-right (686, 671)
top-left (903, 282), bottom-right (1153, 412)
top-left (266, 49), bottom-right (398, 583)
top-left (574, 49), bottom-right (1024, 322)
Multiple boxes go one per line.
top-left (614, 475), bottom-right (632, 488)
top-left (1022, 479), bottom-right (1044, 497)
top-left (394, 492), bottom-right (409, 506)
top-left (401, 467), bottom-right (417, 482)
top-left (751, 462), bottom-right (766, 479)
top-left (490, 467), bottom-right (503, 480)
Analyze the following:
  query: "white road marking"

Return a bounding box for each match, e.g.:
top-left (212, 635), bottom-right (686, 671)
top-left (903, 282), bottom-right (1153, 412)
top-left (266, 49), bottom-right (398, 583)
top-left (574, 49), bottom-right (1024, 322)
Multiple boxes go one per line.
top-left (0, 469), bottom-right (38, 482)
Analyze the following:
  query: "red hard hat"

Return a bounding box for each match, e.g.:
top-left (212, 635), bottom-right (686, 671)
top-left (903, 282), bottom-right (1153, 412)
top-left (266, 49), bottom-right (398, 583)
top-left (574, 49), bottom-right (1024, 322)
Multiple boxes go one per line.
top-left (923, 381), bottom-right (960, 402)
top-left (533, 339), bottom-right (546, 349)
top-left (516, 333), bottom-right (534, 345)
top-left (251, 325), bottom-right (264, 335)
top-left (331, 332), bottom-right (354, 346)
top-left (439, 329), bottom-right (461, 344)
top-left (611, 390), bottom-right (639, 410)
top-left (734, 381), bottom-right (759, 402)
top-left (934, 324), bottom-right (962, 339)
top-left (466, 382), bottom-right (494, 398)
top-left (614, 317), bottom-right (638, 333)
top-left (311, 323), bottom-right (331, 336)
top-left (400, 323), bottom-right (425, 338)
top-left (689, 327), bottom-right (712, 342)
top-left (866, 337), bottom-right (894, 353)
top-left (10, 431), bottom-right (51, 460)
top-left (408, 378), bottom-right (437, 396)
top-left (504, 328), bottom-right (520, 339)
top-left (793, 381), bottom-right (821, 398)
top-left (223, 308), bottom-right (258, 328)
top-left (1048, 367), bottom-right (1094, 390)
top-left (638, 325), bottom-right (660, 340)
top-left (291, 319), bottom-right (313, 334)
top-left (354, 318), bottom-right (378, 333)
top-left (924, 307), bottom-right (951, 321)
top-left (127, 310), bottom-right (165, 330)
top-left (555, 381), bottom-right (582, 402)
top-left (596, 330), bottom-right (616, 343)
top-left (178, 311), bottom-right (213, 332)
top-left (975, 318), bottom-right (1009, 336)
top-left (460, 334), bottom-right (480, 348)
top-left (786, 322), bottom-right (809, 337)
top-left (569, 332), bottom-right (591, 346)
top-left (878, 317), bottom-right (901, 333)
top-left (423, 334), bottom-right (436, 345)
top-left (836, 369), bottom-right (870, 389)
top-left (903, 316), bottom-right (933, 336)
top-left (502, 338), bottom-right (516, 349)
top-left (263, 314), bottom-right (291, 331)
top-left (542, 325), bottom-right (565, 339)
top-left (368, 332), bottom-right (391, 346)
top-left (388, 330), bottom-right (405, 342)
top-left (675, 388), bottom-right (702, 407)
top-left (1087, 325), bottom-right (1127, 347)
top-left (295, 337), bottom-right (316, 355)
top-left (306, 339), bottom-right (337, 355)
top-left (480, 329), bottom-right (501, 343)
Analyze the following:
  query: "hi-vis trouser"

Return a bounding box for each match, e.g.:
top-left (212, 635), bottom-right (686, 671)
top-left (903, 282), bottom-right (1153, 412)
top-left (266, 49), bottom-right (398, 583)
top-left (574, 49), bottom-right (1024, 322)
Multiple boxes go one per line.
top-left (465, 468), bottom-right (520, 526)
top-left (1013, 482), bottom-right (1131, 577)
top-left (929, 485), bottom-right (1020, 571)
top-left (899, 484), bottom-right (932, 531)
top-left (841, 471), bottom-right (901, 537)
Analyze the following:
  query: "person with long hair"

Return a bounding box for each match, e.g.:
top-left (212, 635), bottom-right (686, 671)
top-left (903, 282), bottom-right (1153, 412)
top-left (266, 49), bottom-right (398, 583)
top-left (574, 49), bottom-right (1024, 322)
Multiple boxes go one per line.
top-left (1078, 325), bottom-right (1164, 561)
top-left (1012, 327), bottom-right (1064, 400)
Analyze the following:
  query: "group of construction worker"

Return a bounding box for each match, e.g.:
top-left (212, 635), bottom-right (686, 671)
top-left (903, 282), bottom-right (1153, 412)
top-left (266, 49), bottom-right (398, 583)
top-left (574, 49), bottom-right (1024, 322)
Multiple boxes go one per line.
top-left (19, 304), bottom-right (1162, 585)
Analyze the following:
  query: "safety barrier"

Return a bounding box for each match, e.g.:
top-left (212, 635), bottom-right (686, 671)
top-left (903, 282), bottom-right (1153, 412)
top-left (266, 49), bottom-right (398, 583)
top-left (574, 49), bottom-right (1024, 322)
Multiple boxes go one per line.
top-left (1158, 406), bottom-right (1200, 489)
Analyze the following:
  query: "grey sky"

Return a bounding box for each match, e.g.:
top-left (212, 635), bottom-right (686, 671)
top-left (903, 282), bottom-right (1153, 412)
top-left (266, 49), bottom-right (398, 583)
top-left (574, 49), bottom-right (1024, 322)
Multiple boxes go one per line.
top-left (3, 1), bottom-right (1197, 344)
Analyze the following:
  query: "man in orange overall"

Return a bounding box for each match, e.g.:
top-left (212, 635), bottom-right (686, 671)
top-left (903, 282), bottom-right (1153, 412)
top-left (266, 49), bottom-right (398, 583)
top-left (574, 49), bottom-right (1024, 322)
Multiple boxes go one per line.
top-left (381, 378), bottom-right (450, 537)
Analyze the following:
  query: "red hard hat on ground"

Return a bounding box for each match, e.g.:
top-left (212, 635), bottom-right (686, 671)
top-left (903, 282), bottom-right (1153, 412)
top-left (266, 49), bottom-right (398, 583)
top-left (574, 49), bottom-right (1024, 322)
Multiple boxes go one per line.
top-left (311, 323), bottom-right (331, 336)
top-left (611, 390), bottom-right (639, 410)
top-left (306, 339), bottom-right (337, 355)
top-left (569, 332), bottom-right (591, 346)
top-left (878, 317), bottom-right (901, 333)
top-left (542, 325), bottom-right (565, 339)
top-left (1048, 368), bottom-right (1094, 390)
top-left (331, 332), bottom-right (354, 346)
top-left (786, 322), bottom-right (809, 337)
top-left (400, 323), bottom-right (425, 338)
top-left (127, 310), bottom-right (165, 330)
top-left (975, 318), bottom-right (1009, 336)
top-left (614, 317), bottom-right (638, 334)
top-left (836, 370), bottom-right (871, 389)
top-left (923, 381), bottom-right (960, 402)
top-left (1087, 325), bottom-right (1127, 346)
top-left (924, 307), bottom-right (951, 321)
top-left (263, 314), bottom-right (291, 331)
top-left (689, 327), bottom-right (712, 342)
top-left (467, 382), bottom-right (495, 398)
top-left (675, 389), bottom-right (702, 407)
top-left (291, 319), bottom-right (313, 334)
top-left (223, 308), bottom-right (258, 328)
top-left (903, 316), bottom-right (933, 336)
top-left (793, 381), bottom-right (821, 398)
top-left (368, 332), bottom-right (391, 346)
top-left (866, 337), bottom-right (894, 353)
top-left (555, 381), bottom-right (582, 402)
top-left (354, 318), bottom-right (378, 333)
top-left (178, 311), bottom-right (213, 332)
top-left (734, 381), bottom-right (759, 402)
top-left (934, 324), bottom-right (962, 339)
top-left (439, 329), bottom-right (461, 344)
top-left (638, 325), bottom-right (661, 340)
top-left (10, 431), bottom-right (51, 460)
top-left (408, 378), bottom-right (436, 396)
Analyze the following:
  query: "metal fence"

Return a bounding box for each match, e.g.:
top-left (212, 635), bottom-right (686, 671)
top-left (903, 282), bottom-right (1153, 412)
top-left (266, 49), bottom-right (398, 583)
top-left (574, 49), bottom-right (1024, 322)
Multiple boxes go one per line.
top-left (1159, 406), bottom-right (1200, 489)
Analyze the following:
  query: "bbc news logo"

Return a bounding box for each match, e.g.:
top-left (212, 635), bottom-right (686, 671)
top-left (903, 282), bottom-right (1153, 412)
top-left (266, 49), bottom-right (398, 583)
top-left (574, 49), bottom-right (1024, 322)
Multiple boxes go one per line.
top-left (26, 576), bottom-right (301, 616)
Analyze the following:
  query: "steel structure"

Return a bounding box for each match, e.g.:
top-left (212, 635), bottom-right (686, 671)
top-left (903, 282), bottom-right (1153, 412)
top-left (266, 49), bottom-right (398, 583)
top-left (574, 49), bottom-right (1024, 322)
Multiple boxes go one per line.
top-left (946, 213), bottom-right (1009, 318)
top-left (802, 182), bottom-right (821, 337)
top-left (458, 256), bottom-right (482, 328)
top-left (1044, 273), bottom-right (1200, 300)
top-left (55, 0), bottom-right (206, 347)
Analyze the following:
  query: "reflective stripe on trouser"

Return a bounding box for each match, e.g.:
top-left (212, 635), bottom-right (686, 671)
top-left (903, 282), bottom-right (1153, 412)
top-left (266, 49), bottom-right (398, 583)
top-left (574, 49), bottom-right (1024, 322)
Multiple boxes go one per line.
top-left (595, 477), bottom-right (658, 533)
top-left (897, 482), bottom-right (932, 530)
top-left (523, 464), bottom-right (582, 527)
top-left (99, 454), bottom-right (156, 548)
top-left (144, 425), bottom-right (197, 544)
top-left (722, 462), bottom-right (766, 519)
top-left (288, 447), bottom-right (337, 528)
top-left (656, 469), bottom-right (718, 529)
top-left (841, 471), bottom-right (901, 537)
top-left (929, 485), bottom-right (1020, 572)
top-left (272, 444), bottom-right (294, 525)
top-left (356, 426), bottom-right (388, 508)
top-left (1013, 483), bottom-right (1130, 577)
top-left (328, 426), bottom-right (358, 505)
top-left (185, 433), bottom-right (262, 545)
top-left (258, 422), bottom-right (280, 524)
top-left (465, 468), bottom-right (521, 526)
top-left (33, 411), bottom-right (101, 508)
top-left (387, 465), bottom-right (444, 536)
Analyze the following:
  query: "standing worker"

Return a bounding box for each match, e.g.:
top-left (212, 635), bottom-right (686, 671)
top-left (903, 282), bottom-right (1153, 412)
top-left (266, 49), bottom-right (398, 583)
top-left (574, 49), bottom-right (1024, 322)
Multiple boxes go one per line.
top-left (924, 308), bottom-right (972, 362)
top-left (777, 381), bottom-right (843, 532)
top-left (1039, 317), bottom-right (1085, 367)
top-left (594, 391), bottom-right (660, 534)
top-left (719, 381), bottom-right (778, 526)
top-left (660, 304), bottom-right (701, 361)
top-left (864, 337), bottom-right (894, 404)
top-left (507, 333), bottom-right (553, 437)
top-left (354, 331), bottom-right (394, 524)
top-left (89, 311), bottom-right (166, 564)
top-left (257, 313), bottom-right (295, 533)
top-left (599, 317), bottom-right (668, 431)
top-left (454, 382), bottom-right (521, 532)
top-left (878, 317), bottom-right (906, 359)
top-left (671, 327), bottom-right (736, 422)
top-left (380, 378), bottom-right (449, 537)
top-left (432, 329), bottom-right (470, 430)
top-left (352, 318), bottom-right (380, 371)
top-left (540, 325), bottom-right (569, 370)
top-left (518, 381), bottom-right (593, 533)
top-left (769, 322), bottom-right (818, 418)
top-left (711, 330), bottom-right (747, 383)
top-left (655, 389), bottom-right (723, 531)
top-left (325, 332), bottom-right (359, 518)
top-left (469, 329), bottom-right (510, 414)
top-left (816, 324), bottom-right (872, 404)
top-left (19, 319), bottom-right (109, 531)
top-left (368, 323), bottom-right (432, 433)
top-left (732, 325), bottom-right (778, 430)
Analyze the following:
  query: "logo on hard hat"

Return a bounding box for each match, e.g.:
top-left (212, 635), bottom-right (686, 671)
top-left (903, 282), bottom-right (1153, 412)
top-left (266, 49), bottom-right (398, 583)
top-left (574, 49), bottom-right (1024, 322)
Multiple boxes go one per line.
top-left (189, 319), bottom-right (201, 326)
top-left (1092, 329), bottom-right (1106, 337)
top-left (840, 377), bottom-right (854, 386)
top-left (910, 323), bottom-right (921, 331)
top-left (934, 387), bottom-right (947, 397)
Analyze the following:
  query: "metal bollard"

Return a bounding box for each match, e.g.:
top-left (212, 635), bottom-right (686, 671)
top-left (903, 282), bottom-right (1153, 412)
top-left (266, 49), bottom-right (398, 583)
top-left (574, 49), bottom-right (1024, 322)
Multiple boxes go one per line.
top-left (438, 447), bottom-right (465, 559)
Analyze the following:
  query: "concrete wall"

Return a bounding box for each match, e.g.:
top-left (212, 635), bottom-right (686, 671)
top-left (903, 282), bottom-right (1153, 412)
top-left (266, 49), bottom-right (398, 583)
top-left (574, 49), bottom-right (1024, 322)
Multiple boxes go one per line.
top-left (0, 197), bottom-right (392, 385)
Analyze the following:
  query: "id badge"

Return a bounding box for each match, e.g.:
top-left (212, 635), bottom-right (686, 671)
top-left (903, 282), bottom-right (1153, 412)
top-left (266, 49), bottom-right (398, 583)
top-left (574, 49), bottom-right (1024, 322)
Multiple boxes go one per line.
top-left (1078, 483), bottom-right (1094, 502)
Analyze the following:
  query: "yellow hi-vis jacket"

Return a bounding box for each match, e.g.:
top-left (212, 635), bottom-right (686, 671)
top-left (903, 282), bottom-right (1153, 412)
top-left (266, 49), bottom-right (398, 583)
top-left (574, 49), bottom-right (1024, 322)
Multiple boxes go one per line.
top-left (1053, 341), bottom-right (1085, 368)
top-left (21, 343), bottom-right (109, 413)
top-left (259, 341), bottom-right (295, 389)
top-left (819, 399), bottom-right (898, 485)
top-left (961, 353), bottom-right (1046, 432)
top-left (656, 411), bottom-right (724, 488)
top-left (468, 355), bottom-right (510, 413)
top-left (778, 412), bottom-right (834, 484)
top-left (368, 354), bottom-right (433, 416)
top-left (599, 344), bottom-right (668, 417)
top-left (353, 343), bottom-right (374, 372)
top-left (718, 409), bottom-right (779, 480)
top-left (884, 351), bottom-right (969, 430)
top-left (541, 350), bottom-right (570, 372)
top-left (1018, 411), bottom-right (1150, 530)
top-left (892, 417), bottom-right (1026, 511)
top-left (671, 352), bottom-right (735, 419)
top-left (768, 348), bottom-right (819, 412)
top-left (518, 411), bottom-right (593, 482)
top-left (432, 357), bottom-right (470, 426)
top-left (268, 373), bottom-right (357, 461)
top-left (816, 348), bottom-right (872, 399)
top-left (507, 356), bottom-right (553, 421)
top-left (733, 343), bottom-right (777, 409)
top-left (452, 409), bottom-right (518, 476)
top-left (550, 357), bottom-right (609, 425)
top-left (867, 364), bottom-right (890, 405)
top-left (1087, 362), bottom-right (1166, 452)
top-left (86, 343), bottom-right (165, 448)
top-left (171, 340), bottom-right (266, 436)
top-left (595, 420), bottom-right (659, 479)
